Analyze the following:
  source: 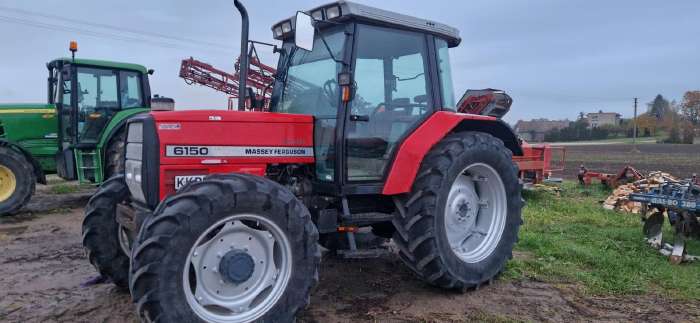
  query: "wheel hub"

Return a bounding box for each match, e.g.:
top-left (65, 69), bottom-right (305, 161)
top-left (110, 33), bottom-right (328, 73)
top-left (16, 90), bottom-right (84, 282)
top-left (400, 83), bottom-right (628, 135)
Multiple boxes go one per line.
top-left (0, 165), bottom-right (17, 202)
top-left (444, 163), bottom-right (507, 264)
top-left (219, 250), bottom-right (255, 284)
top-left (184, 216), bottom-right (292, 322)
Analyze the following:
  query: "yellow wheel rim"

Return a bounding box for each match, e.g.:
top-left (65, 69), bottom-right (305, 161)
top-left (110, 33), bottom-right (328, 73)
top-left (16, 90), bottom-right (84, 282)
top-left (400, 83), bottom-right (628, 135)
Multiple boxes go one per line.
top-left (0, 165), bottom-right (17, 202)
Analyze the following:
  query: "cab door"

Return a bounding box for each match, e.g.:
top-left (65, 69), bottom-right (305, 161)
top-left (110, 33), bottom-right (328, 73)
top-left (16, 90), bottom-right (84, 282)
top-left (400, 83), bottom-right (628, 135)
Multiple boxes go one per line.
top-left (74, 66), bottom-right (120, 145)
top-left (344, 24), bottom-right (435, 183)
top-left (55, 64), bottom-right (77, 180)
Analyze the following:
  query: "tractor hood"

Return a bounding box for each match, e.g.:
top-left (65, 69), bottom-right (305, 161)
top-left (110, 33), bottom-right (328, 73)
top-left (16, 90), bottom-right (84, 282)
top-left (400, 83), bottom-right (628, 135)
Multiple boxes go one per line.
top-left (0, 103), bottom-right (58, 148)
top-left (128, 109), bottom-right (315, 201)
top-left (150, 110), bottom-right (315, 160)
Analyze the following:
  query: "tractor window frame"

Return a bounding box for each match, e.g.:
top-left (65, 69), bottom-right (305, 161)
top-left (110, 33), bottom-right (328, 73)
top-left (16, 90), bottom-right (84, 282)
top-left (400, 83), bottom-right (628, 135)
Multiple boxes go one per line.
top-left (435, 38), bottom-right (456, 109)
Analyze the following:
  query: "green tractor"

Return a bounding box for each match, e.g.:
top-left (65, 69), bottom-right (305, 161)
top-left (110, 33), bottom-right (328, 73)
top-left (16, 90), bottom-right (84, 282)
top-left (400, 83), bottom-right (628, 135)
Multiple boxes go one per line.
top-left (0, 44), bottom-right (157, 215)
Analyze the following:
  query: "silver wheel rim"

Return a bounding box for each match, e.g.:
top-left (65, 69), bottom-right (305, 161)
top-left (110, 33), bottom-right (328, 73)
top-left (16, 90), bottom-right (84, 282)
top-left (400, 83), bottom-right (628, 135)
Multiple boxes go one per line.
top-left (117, 225), bottom-right (131, 256)
top-left (183, 214), bottom-right (293, 323)
top-left (444, 163), bottom-right (507, 263)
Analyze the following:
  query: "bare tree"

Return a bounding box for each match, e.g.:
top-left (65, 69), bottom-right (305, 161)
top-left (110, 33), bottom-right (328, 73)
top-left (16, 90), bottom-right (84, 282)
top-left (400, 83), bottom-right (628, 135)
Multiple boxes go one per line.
top-left (681, 91), bottom-right (700, 125)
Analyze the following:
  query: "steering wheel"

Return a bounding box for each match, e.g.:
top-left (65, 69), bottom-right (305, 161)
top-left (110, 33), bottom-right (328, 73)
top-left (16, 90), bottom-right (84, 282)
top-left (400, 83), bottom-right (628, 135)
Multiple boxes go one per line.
top-left (322, 79), bottom-right (338, 106)
top-left (370, 103), bottom-right (387, 119)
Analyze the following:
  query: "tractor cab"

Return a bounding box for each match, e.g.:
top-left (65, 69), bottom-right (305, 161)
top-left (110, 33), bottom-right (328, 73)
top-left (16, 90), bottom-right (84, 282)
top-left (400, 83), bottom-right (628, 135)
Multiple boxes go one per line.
top-left (46, 44), bottom-right (152, 183)
top-left (267, 1), bottom-right (461, 189)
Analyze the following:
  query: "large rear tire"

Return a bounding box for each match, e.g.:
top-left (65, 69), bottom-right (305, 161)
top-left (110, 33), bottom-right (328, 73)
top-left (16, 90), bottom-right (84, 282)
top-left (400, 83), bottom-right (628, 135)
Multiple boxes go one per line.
top-left (0, 146), bottom-right (35, 216)
top-left (104, 127), bottom-right (126, 178)
top-left (81, 175), bottom-right (130, 288)
top-left (129, 173), bottom-right (320, 323)
top-left (392, 131), bottom-right (522, 290)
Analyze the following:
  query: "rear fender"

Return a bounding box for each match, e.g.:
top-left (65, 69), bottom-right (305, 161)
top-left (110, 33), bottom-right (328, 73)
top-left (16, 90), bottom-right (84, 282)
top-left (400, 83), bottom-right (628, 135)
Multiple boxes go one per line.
top-left (97, 109), bottom-right (148, 151)
top-left (382, 111), bottom-right (521, 195)
top-left (0, 139), bottom-right (46, 184)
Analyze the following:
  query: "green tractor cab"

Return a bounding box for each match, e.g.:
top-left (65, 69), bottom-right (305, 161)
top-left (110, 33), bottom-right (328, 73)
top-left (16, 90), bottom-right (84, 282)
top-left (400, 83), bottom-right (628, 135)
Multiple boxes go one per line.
top-left (0, 46), bottom-right (156, 215)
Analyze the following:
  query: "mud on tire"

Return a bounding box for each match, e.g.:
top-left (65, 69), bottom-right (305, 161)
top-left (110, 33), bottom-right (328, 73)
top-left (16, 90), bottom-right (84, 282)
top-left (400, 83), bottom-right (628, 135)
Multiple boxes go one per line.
top-left (82, 175), bottom-right (130, 288)
top-left (392, 131), bottom-right (523, 290)
top-left (129, 173), bottom-right (320, 323)
top-left (0, 146), bottom-right (35, 216)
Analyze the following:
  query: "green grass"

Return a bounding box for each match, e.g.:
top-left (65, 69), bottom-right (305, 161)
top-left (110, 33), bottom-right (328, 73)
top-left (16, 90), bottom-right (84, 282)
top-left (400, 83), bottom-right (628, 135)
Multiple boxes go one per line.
top-left (504, 182), bottom-right (700, 300)
top-left (50, 184), bottom-right (81, 194)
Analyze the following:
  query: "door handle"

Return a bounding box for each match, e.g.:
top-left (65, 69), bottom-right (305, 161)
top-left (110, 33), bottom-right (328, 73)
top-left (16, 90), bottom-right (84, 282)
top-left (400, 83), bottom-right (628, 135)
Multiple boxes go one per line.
top-left (350, 114), bottom-right (369, 122)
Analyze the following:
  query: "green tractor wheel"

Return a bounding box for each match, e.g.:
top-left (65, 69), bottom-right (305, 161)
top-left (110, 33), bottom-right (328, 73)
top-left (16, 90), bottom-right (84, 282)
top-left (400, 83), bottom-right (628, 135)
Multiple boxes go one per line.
top-left (0, 146), bottom-right (35, 215)
top-left (104, 127), bottom-right (126, 178)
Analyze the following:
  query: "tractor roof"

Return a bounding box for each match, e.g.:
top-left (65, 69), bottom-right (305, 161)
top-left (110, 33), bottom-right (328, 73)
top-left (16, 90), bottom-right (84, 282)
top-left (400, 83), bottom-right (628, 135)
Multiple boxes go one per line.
top-left (47, 58), bottom-right (148, 74)
top-left (272, 1), bottom-right (461, 47)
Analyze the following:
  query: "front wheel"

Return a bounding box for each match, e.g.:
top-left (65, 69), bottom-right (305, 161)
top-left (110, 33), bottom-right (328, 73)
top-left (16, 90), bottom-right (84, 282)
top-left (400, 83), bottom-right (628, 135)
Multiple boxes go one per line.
top-left (82, 175), bottom-right (131, 288)
top-left (129, 173), bottom-right (320, 323)
top-left (393, 131), bottom-right (523, 290)
top-left (0, 146), bottom-right (35, 216)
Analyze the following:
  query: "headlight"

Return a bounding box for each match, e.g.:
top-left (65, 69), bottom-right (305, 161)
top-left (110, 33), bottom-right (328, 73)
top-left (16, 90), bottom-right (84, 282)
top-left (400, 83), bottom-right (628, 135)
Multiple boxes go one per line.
top-left (281, 21), bottom-right (292, 33)
top-left (311, 10), bottom-right (324, 21)
top-left (125, 159), bottom-right (145, 203)
top-left (125, 122), bottom-right (146, 203)
top-left (325, 6), bottom-right (341, 19)
top-left (127, 121), bottom-right (143, 142)
top-left (273, 26), bottom-right (283, 38)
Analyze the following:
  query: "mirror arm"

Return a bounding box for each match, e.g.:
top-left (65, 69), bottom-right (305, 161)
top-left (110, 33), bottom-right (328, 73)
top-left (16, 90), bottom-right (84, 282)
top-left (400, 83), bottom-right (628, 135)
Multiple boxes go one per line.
top-left (249, 40), bottom-right (279, 53)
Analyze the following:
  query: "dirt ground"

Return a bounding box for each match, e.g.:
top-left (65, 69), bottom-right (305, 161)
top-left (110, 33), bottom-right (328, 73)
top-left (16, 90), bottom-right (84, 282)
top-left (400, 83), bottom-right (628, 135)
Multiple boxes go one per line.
top-left (553, 143), bottom-right (699, 180)
top-left (2, 184), bottom-right (700, 323)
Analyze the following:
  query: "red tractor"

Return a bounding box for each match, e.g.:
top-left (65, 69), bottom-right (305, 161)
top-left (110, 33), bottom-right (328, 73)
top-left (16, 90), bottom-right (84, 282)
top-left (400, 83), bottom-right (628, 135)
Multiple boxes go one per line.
top-left (82, 2), bottom-right (524, 322)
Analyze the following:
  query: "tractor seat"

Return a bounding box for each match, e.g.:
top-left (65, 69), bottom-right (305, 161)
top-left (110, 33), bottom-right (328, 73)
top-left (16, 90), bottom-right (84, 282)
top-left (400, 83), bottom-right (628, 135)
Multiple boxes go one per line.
top-left (346, 137), bottom-right (388, 159)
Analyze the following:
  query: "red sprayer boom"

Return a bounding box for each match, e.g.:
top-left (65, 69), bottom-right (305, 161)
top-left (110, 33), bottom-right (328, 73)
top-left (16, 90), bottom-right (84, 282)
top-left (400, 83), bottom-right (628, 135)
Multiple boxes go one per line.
top-left (179, 56), bottom-right (276, 110)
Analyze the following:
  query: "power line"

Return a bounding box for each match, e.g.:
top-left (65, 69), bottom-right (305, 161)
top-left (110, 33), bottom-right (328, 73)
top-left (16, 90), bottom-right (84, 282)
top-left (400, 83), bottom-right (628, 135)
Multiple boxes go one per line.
top-left (0, 15), bottom-right (235, 55)
top-left (0, 5), bottom-right (235, 51)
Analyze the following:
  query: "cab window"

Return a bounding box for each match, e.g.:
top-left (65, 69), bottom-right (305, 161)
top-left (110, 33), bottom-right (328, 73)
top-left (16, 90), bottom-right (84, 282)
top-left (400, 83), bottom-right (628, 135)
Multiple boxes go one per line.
top-left (76, 67), bottom-right (119, 142)
top-left (120, 71), bottom-right (143, 108)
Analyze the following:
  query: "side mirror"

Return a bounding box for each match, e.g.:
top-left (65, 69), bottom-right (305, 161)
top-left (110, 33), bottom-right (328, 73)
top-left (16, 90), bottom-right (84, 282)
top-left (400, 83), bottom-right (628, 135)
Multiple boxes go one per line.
top-left (295, 12), bottom-right (315, 51)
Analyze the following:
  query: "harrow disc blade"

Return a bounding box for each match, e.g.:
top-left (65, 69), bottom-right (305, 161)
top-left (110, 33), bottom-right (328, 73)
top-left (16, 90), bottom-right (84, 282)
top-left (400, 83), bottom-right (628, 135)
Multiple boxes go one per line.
top-left (643, 212), bottom-right (664, 249)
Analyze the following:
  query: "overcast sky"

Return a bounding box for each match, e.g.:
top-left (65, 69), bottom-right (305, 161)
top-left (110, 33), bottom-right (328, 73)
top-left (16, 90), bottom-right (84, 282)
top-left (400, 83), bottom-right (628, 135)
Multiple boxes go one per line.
top-left (0, 0), bottom-right (698, 123)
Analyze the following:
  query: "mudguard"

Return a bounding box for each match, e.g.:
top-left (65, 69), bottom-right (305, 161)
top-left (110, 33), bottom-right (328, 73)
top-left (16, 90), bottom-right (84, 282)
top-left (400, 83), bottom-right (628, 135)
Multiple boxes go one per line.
top-left (382, 111), bottom-right (521, 195)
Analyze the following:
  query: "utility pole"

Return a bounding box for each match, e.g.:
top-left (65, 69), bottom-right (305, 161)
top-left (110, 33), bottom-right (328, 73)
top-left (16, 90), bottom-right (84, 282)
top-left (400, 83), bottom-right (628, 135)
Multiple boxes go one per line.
top-left (632, 97), bottom-right (639, 152)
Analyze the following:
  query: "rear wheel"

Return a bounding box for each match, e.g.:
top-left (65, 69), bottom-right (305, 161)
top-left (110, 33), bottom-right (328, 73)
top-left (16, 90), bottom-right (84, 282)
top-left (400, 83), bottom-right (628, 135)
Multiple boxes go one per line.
top-left (392, 132), bottom-right (522, 290)
top-left (81, 175), bottom-right (130, 288)
top-left (130, 173), bottom-right (320, 323)
top-left (0, 147), bottom-right (35, 216)
top-left (104, 127), bottom-right (126, 178)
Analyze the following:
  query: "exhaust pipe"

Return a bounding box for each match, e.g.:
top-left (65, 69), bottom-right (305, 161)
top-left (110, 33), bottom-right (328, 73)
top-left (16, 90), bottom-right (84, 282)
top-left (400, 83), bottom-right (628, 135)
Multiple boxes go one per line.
top-left (234, 0), bottom-right (249, 111)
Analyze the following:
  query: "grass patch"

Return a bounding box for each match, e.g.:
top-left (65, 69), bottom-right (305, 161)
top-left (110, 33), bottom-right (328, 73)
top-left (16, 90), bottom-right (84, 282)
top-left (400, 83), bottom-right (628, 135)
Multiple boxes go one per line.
top-left (50, 184), bottom-right (81, 194)
top-left (504, 182), bottom-right (700, 300)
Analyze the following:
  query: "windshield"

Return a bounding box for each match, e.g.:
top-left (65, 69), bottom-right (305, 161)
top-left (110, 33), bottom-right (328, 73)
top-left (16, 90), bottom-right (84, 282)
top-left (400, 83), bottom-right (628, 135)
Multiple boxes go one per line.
top-left (271, 28), bottom-right (345, 117)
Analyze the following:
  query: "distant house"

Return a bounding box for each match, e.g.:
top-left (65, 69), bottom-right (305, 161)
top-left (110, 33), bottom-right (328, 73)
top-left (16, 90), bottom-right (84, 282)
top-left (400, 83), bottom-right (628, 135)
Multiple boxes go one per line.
top-left (586, 110), bottom-right (621, 128)
top-left (514, 119), bottom-right (570, 142)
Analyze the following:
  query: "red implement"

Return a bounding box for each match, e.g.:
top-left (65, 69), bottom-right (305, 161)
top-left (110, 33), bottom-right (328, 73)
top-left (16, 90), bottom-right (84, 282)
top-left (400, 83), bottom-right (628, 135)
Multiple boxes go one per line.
top-left (513, 141), bottom-right (565, 185)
